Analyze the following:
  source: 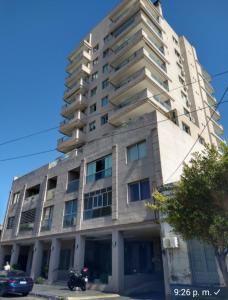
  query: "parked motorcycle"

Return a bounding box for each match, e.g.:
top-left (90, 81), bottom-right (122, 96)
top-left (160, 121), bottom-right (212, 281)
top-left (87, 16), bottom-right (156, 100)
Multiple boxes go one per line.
top-left (67, 267), bottom-right (89, 291)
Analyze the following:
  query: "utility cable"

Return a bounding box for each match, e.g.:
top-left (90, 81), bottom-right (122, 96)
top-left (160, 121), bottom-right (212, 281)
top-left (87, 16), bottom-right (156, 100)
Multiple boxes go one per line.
top-left (0, 68), bottom-right (228, 147)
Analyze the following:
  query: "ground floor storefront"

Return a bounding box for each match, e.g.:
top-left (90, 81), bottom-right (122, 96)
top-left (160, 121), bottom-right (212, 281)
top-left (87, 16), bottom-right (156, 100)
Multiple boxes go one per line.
top-left (0, 224), bottom-right (165, 295)
top-left (0, 223), bottom-right (222, 299)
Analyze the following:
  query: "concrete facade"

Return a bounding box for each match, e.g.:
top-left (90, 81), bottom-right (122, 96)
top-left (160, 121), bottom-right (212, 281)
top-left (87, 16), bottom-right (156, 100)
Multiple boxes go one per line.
top-left (0, 0), bottom-right (225, 299)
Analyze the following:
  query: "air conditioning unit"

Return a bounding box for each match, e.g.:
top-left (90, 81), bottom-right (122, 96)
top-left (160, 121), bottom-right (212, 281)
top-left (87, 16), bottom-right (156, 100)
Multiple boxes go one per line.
top-left (163, 237), bottom-right (179, 249)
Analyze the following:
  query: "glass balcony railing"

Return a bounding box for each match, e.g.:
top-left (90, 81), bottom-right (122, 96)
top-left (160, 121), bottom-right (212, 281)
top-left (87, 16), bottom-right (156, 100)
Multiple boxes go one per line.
top-left (63, 215), bottom-right (76, 228)
top-left (19, 223), bottom-right (34, 231)
top-left (86, 168), bottom-right (112, 183)
top-left (144, 16), bottom-right (162, 37)
top-left (41, 219), bottom-right (52, 231)
top-left (67, 179), bottom-right (80, 193)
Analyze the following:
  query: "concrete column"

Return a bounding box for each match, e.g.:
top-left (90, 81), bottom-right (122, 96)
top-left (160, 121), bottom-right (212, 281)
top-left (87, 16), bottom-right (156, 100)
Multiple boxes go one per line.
top-left (10, 243), bottom-right (20, 267)
top-left (0, 245), bottom-right (5, 269)
top-left (112, 145), bottom-right (118, 220)
top-left (160, 223), bottom-right (172, 300)
top-left (111, 230), bottom-right (124, 292)
top-left (13, 185), bottom-right (27, 237)
top-left (76, 159), bottom-right (86, 230)
top-left (48, 238), bottom-right (61, 283)
top-left (73, 234), bottom-right (85, 271)
top-left (30, 240), bottom-right (43, 279)
top-left (34, 176), bottom-right (48, 235)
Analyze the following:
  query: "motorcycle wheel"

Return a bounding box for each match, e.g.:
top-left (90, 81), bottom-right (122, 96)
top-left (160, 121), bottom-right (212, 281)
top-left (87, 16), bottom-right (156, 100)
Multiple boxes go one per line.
top-left (67, 281), bottom-right (76, 291)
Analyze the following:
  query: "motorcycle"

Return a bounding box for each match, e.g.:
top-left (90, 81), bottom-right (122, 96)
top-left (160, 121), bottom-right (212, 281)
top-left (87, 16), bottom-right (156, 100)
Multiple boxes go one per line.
top-left (67, 267), bottom-right (89, 291)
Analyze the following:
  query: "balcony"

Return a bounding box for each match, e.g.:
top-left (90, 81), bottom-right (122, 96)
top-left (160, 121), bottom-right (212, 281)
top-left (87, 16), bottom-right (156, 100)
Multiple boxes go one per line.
top-left (201, 66), bottom-right (211, 82)
top-left (41, 219), bottom-right (52, 231)
top-left (210, 118), bottom-right (224, 136)
top-left (110, 67), bottom-right (170, 105)
top-left (64, 79), bottom-right (88, 100)
top-left (24, 194), bottom-right (39, 203)
top-left (203, 79), bottom-right (214, 95)
top-left (109, 89), bottom-right (171, 126)
top-left (211, 131), bottom-right (225, 145)
top-left (206, 93), bottom-right (217, 107)
top-left (107, 11), bottom-right (164, 51)
top-left (46, 189), bottom-right (55, 201)
top-left (208, 104), bottom-right (220, 121)
top-left (62, 94), bottom-right (87, 116)
top-left (59, 111), bottom-right (86, 135)
top-left (19, 223), bottom-right (34, 232)
top-left (65, 64), bottom-right (91, 88)
top-left (109, 0), bottom-right (161, 32)
top-left (57, 129), bottom-right (86, 153)
top-left (68, 39), bottom-right (91, 67)
top-left (67, 179), bottom-right (80, 193)
top-left (110, 47), bottom-right (167, 85)
top-left (86, 168), bottom-right (112, 183)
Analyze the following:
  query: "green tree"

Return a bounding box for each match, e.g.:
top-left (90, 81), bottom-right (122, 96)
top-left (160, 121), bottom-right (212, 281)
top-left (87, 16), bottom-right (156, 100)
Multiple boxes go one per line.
top-left (147, 144), bottom-right (228, 286)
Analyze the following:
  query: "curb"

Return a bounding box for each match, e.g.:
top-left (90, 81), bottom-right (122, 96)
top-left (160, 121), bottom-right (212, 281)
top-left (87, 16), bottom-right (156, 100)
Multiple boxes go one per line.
top-left (30, 291), bottom-right (65, 300)
top-left (67, 294), bottom-right (120, 300)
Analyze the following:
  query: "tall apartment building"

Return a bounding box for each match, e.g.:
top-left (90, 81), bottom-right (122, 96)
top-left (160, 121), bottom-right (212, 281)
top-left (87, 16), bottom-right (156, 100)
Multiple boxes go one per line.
top-left (0, 0), bottom-right (225, 298)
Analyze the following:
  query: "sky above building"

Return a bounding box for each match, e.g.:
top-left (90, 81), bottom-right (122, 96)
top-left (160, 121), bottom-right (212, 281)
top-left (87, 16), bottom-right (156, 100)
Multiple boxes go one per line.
top-left (0, 0), bottom-right (228, 224)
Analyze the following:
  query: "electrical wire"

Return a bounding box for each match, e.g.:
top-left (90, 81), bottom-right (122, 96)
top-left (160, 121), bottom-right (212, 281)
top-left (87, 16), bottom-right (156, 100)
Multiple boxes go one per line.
top-left (0, 68), bottom-right (228, 147)
top-left (163, 86), bottom-right (228, 183)
top-left (0, 100), bottom-right (228, 163)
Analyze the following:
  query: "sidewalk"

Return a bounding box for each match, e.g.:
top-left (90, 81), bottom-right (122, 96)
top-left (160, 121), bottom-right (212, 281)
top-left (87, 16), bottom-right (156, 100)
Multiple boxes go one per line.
top-left (30, 284), bottom-right (121, 300)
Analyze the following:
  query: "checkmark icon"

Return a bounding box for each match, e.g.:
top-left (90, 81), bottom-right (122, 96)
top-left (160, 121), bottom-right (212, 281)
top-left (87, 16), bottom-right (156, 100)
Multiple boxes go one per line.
top-left (214, 289), bottom-right (220, 296)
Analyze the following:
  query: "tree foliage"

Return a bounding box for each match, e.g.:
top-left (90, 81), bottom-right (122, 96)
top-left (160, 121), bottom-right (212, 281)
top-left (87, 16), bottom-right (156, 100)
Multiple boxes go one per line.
top-left (147, 144), bottom-right (228, 285)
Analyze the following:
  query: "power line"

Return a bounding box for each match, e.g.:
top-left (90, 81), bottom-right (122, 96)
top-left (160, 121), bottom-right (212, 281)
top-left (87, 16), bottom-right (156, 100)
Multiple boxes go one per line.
top-left (163, 86), bottom-right (228, 184)
top-left (0, 100), bottom-right (227, 163)
top-left (0, 126), bottom-right (59, 147)
top-left (0, 149), bottom-right (56, 162)
top-left (0, 68), bottom-right (228, 148)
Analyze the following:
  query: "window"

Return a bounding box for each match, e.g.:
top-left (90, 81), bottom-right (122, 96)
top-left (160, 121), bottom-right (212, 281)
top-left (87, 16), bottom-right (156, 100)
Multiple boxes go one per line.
top-left (104, 34), bottom-right (110, 43)
top-left (181, 91), bottom-right (188, 102)
top-left (102, 79), bottom-right (109, 89)
top-left (90, 87), bottom-right (97, 97)
top-left (174, 49), bottom-right (180, 57)
top-left (199, 136), bottom-right (206, 146)
top-left (25, 185), bottom-right (40, 200)
top-left (101, 96), bottom-right (109, 107)
top-left (93, 57), bottom-right (99, 66)
top-left (19, 209), bottom-right (36, 231)
top-left (67, 168), bottom-right (80, 193)
top-left (103, 63), bottom-right (109, 74)
top-left (182, 122), bottom-right (191, 135)
top-left (7, 217), bottom-right (15, 229)
top-left (93, 44), bottom-right (99, 53)
top-left (41, 206), bottom-right (53, 231)
top-left (12, 192), bottom-right (20, 205)
top-left (101, 114), bottom-right (108, 125)
top-left (179, 76), bottom-right (185, 85)
top-left (84, 187), bottom-right (112, 219)
top-left (184, 108), bottom-right (191, 120)
top-left (89, 121), bottom-right (96, 132)
top-left (91, 71), bottom-right (98, 81)
top-left (103, 48), bottom-right (109, 58)
top-left (128, 179), bottom-right (150, 202)
top-left (127, 141), bottom-right (147, 162)
top-left (86, 154), bottom-right (112, 183)
top-left (113, 15), bottom-right (135, 37)
top-left (90, 103), bottom-right (97, 114)
top-left (63, 199), bottom-right (77, 228)
top-left (172, 36), bottom-right (178, 45)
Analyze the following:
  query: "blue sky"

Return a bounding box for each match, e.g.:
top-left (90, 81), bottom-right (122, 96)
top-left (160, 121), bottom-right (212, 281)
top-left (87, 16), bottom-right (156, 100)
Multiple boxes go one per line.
top-left (0, 0), bottom-right (228, 224)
